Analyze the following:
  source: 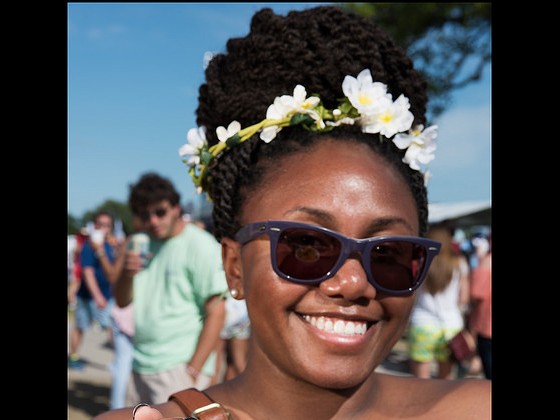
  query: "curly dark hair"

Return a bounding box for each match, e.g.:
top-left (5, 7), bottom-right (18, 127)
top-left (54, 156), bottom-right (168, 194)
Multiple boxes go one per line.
top-left (196, 6), bottom-right (429, 241)
top-left (128, 172), bottom-right (181, 216)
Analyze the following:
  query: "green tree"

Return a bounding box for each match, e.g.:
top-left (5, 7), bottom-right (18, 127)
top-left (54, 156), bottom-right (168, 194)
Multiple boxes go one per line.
top-left (340, 3), bottom-right (491, 120)
top-left (68, 213), bottom-right (81, 235)
top-left (81, 199), bottom-right (134, 235)
top-left (70, 198), bottom-right (200, 236)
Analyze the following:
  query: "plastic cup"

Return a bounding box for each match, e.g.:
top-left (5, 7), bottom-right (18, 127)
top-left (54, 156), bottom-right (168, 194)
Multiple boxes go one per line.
top-left (91, 229), bottom-right (105, 245)
top-left (129, 233), bottom-right (150, 267)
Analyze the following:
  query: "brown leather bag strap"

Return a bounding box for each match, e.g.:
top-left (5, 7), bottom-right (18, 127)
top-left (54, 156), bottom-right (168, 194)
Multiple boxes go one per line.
top-left (169, 388), bottom-right (231, 420)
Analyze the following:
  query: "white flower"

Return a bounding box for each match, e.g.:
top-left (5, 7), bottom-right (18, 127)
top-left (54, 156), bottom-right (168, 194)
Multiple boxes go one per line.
top-left (283, 84), bottom-right (321, 116)
top-left (216, 121), bottom-right (241, 143)
top-left (179, 126), bottom-right (207, 167)
top-left (393, 124), bottom-right (438, 170)
top-left (342, 69), bottom-right (391, 116)
top-left (181, 68), bottom-right (438, 197)
top-left (360, 94), bottom-right (414, 138)
top-left (260, 85), bottom-right (323, 142)
top-left (260, 125), bottom-right (281, 143)
top-left (266, 85), bottom-right (320, 121)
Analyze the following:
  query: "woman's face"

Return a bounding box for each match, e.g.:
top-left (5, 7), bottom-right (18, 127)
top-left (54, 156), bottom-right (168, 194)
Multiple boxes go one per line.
top-left (230, 139), bottom-right (419, 389)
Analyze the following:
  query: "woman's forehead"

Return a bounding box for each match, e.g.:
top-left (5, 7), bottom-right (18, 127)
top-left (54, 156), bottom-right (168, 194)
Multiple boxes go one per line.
top-left (240, 141), bottom-right (418, 234)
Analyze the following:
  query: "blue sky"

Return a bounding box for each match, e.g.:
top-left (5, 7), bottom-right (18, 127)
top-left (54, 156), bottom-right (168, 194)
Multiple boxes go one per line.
top-left (68, 2), bottom-right (491, 219)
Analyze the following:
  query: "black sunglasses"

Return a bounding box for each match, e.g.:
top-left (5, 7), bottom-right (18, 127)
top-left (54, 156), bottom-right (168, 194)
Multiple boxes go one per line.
top-left (235, 220), bottom-right (441, 296)
top-left (139, 207), bottom-right (168, 222)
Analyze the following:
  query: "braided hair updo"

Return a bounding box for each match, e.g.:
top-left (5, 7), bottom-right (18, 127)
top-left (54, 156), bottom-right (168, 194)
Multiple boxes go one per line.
top-left (196, 6), bottom-right (430, 242)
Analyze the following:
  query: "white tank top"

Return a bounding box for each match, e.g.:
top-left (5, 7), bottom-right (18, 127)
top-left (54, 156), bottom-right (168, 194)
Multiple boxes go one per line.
top-left (409, 261), bottom-right (467, 330)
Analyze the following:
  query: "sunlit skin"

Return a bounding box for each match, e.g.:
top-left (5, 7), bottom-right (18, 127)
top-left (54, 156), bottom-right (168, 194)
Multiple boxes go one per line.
top-left (232, 140), bottom-right (419, 390)
top-left (209, 140), bottom-right (419, 418)
top-left (98, 140), bottom-right (491, 419)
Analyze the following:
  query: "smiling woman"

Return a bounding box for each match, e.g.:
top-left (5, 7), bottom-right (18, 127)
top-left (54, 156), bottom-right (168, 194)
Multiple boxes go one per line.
top-left (94, 5), bottom-right (490, 420)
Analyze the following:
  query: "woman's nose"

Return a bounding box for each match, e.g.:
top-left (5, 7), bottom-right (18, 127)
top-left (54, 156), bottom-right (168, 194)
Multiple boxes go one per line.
top-left (318, 254), bottom-right (376, 301)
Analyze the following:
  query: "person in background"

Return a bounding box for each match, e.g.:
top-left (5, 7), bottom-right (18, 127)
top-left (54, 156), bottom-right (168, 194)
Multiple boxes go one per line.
top-left (112, 172), bottom-right (227, 405)
top-left (95, 5), bottom-right (490, 419)
top-left (408, 224), bottom-right (471, 379)
top-left (68, 234), bottom-right (78, 308)
top-left (109, 300), bottom-right (135, 409)
top-left (105, 216), bottom-right (146, 409)
top-left (469, 232), bottom-right (492, 379)
top-left (211, 290), bottom-right (251, 384)
top-left (470, 234), bottom-right (490, 269)
top-left (68, 211), bottom-right (118, 370)
top-left (69, 211), bottom-right (132, 409)
top-left (68, 228), bottom-right (89, 310)
top-left (68, 233), bottom-right (77, 282)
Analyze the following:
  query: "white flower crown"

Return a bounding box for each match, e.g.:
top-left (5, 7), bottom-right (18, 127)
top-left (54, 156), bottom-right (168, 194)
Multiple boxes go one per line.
top-left (179, 69), bottom-right (437, 195)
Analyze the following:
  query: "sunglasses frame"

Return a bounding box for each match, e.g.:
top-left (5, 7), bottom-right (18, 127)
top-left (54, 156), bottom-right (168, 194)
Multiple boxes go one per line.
top-left (235, 220), bottom-right (441, 296)
top-left (139, 206), bottom-right (169, 222)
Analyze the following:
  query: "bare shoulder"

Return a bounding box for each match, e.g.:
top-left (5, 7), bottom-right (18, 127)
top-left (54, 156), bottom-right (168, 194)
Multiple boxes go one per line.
top-left (441, 378), bottom-right (492, 418)
top-left (373, 374), bottom-right (491, 419)
top-left (416, 377), bottom-right (491, 419)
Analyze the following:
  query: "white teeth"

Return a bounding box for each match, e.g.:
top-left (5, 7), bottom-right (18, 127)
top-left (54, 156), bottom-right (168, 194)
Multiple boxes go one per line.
top-left (334, 320), bottom-right (345, 333)
top-left (303, 315), bottom-right (367, 336)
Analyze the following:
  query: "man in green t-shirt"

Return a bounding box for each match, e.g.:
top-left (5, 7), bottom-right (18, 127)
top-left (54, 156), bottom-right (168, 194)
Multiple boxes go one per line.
top-left (113, 172), bottom-right (227, 405)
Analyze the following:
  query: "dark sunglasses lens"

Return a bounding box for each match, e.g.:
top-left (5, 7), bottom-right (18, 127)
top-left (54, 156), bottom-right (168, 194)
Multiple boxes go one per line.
top-left (140, 208), bottom-right (168, 221)
top-left (370, 241), bottom-right (427, 291)
top-left (155, 208), bottom-right (167, 218)
top-left (276, 228), bottom-right (341, 280)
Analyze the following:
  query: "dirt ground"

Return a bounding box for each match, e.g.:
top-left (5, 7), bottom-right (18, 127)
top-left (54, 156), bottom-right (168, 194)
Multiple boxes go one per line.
top-left (68, 311), bottom-right (113, 420)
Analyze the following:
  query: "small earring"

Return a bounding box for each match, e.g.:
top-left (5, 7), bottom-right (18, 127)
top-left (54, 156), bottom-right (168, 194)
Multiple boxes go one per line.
top-left (230, 288), bottom-right (239, 298)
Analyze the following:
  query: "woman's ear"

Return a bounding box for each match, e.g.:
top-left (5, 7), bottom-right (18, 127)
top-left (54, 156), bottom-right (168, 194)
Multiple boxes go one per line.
top-left (221, 237), bottom-right (244, 298)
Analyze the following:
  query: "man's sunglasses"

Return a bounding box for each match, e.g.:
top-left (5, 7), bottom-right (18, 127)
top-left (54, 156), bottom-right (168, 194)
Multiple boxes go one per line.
top-left (235, 220), bottom-right (441, 296)
top-left (139, 207), bottom-right (168, 222)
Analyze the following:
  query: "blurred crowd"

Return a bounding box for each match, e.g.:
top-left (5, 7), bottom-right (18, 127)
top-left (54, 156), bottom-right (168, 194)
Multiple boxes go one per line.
top-left (67, 172), bottom-right (250, 411)
top-left (407, 223), bottom-right (492, 380)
